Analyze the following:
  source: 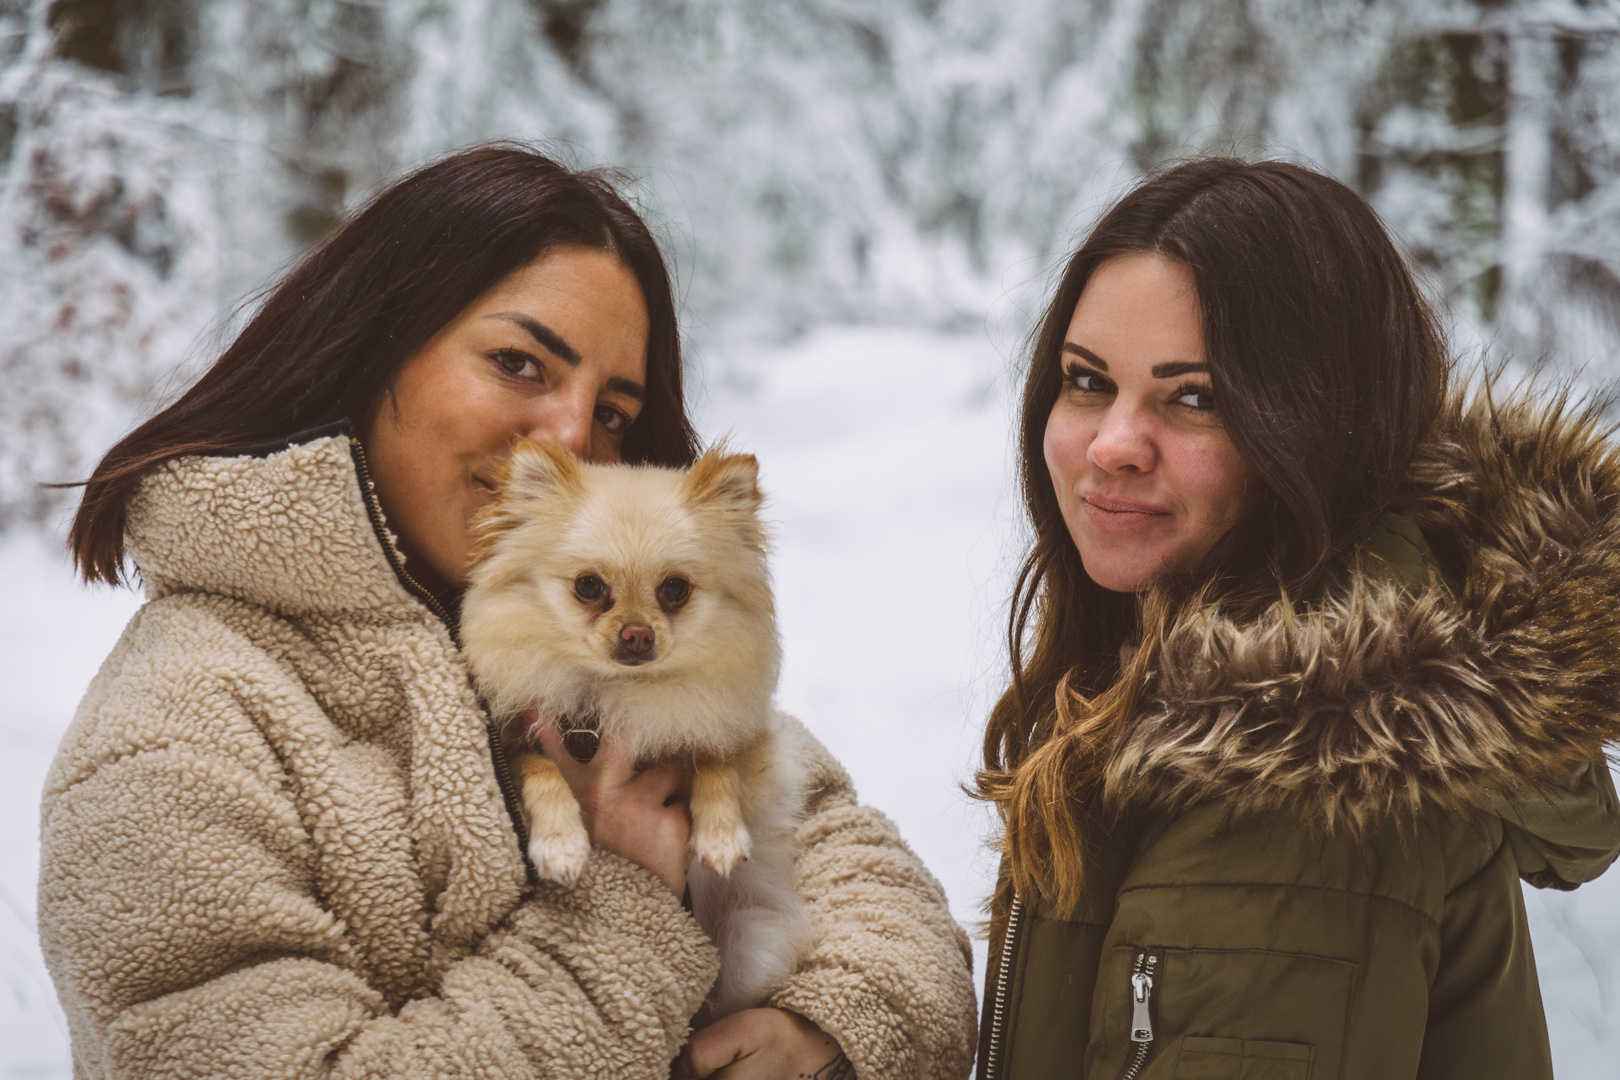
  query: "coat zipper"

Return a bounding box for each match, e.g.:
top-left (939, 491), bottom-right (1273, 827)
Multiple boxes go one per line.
top-left (484, 716), bottom-right (532, 873)
top-left (981, 893), bottom-right (1026, 1080)
top-left (348, 436), bottom-right (533, 875)
top-left (348, 437), bottom-right (458, 633)
top-left (1116, 949), bottom-right (1160, 1080)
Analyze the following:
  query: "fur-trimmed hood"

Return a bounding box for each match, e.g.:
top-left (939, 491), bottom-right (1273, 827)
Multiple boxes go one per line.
top-left (1108, 392), bottom-right (1620, 845)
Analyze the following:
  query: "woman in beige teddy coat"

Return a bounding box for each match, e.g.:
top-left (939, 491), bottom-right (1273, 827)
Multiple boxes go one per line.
top-left (40, 145), bottom-right (978, 1080)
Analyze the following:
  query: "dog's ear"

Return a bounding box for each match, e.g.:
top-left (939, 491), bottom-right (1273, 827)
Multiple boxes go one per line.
top-left (684, 448), bottom-right (767, 552)
top-left (684, 448), bottom-right (762, 514)
top-left (469, 440), bottom-right (585, 565)
top-left (502, 439), bottom-right (586, 502)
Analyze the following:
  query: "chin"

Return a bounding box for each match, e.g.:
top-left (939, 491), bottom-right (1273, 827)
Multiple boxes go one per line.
top-left (1079, 547), bottom-right (1171, 592)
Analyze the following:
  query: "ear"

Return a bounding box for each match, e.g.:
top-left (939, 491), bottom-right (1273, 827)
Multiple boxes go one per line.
top-left (469, 439), bottom-right (584, 565)
top-left (501, 438), bottom-right (585, 502)
top-left (684, 448), bottom-right (763, 514)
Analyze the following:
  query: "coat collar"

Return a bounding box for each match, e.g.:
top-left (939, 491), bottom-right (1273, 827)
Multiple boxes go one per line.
top-left (124, 423), bottom-right (428, 620)
top-left (1108, 392), bottom-right (1620, 828)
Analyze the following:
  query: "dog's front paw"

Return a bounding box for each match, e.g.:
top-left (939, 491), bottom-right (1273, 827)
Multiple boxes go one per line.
top-left (693, 821), bottom-right (753, 877)
top-left (529, 824), bottom-right (591, 886)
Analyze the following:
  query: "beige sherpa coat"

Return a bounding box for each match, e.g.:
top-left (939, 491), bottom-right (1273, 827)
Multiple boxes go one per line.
top-left (37, 427), bottom-right (977, 1080)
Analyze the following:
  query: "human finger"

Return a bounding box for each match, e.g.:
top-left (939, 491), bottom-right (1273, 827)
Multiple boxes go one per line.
top-left (685, 1009), bottom-right (848, 1080)
top-left (626, 754), bottom-right (692, 808)
top-left (674, 1026), bottom-right (747, 1079)
top-left (677, 1010), bottom-right (792, 1078)
top-left (533, 719), bottom-right (639, 799)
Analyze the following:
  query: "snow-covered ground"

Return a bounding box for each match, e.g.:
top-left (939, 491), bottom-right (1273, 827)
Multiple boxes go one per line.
top-left (3, 326), bottom-right (1618, 1076)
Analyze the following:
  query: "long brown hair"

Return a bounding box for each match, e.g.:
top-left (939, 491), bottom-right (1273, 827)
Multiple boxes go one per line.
top-left (978, 158), bottom-right (1450, 917)
top-left (70, 144), bottom-right (699, 586)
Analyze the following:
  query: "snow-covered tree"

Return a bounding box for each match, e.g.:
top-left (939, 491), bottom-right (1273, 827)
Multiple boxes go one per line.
top-left (2, 0), bottom-right (1617, 529)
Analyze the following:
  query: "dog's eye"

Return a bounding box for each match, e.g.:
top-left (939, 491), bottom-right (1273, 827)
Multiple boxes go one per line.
top-left (573, 574), bottom-right (606, 601)
top-left (657, 576), bottom-right (691, 609)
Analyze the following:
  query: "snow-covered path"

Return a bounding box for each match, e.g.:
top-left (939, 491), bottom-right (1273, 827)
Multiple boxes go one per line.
top-left (3, 327), bottom-right (1617, 1076)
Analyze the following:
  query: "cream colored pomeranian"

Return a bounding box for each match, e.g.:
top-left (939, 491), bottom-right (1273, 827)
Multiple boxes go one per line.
top-left (460, 438), bottom-right (815, 1016)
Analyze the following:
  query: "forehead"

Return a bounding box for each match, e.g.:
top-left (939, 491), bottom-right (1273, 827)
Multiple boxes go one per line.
top-left (1066, 252), bottom-right (1203, 372)
top-left (468, 247), bottom-right (651, 371)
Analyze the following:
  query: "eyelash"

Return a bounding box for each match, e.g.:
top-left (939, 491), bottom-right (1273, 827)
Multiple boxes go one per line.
top-left (492, 348), bottom-right (633, 435)
top-left (1062, 363), bottom-right (1112, 394)
top-left (494, 348), bottom-right (541, 379)
top-left (1061, 364), bottom-right (1216, 411)
top-left (594, 403), bottom-right (630, 435)
top-left (1172, 383), bottom-right (1216, 411)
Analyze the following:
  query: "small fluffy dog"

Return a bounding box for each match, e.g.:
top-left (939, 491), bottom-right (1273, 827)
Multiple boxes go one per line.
top-left (460, 439), bottom-right (815, 1015)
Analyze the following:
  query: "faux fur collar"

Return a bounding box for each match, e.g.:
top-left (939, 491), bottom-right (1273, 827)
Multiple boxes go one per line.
top-left (1107, 393), bottom-right (1620, 826)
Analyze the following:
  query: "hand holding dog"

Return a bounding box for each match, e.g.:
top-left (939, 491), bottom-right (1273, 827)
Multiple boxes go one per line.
top-left (672, 1008), bottom-right (853, 1079)
top-left (533, 716), bottom-right (693, 897)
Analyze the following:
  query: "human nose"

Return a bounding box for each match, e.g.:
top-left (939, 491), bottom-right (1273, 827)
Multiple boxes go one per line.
top-left (1086, 401), bottom-right (1157, 473)
top-left (522, 386), bottom-right (594, 460)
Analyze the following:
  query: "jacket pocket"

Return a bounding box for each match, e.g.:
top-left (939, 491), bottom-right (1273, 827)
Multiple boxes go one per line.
top-left (1170, 1036), bottom-right (1312, 1079)
top-left (1090, 946), bottom-right (1353, 1080)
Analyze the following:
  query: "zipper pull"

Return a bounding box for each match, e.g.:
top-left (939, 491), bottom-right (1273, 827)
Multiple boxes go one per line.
top-left (1130, 952), bottom-right (1158, 1043)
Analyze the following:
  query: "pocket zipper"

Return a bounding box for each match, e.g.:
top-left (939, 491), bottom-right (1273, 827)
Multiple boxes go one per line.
top-left (1117, 949), bottom-right (1160, 1080)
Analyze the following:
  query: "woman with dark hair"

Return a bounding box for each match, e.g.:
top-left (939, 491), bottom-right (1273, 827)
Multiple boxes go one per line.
top-left (975, 158), bottom-right (1620, 1079)
top-left (38, 145), bottom-right (978, 1079)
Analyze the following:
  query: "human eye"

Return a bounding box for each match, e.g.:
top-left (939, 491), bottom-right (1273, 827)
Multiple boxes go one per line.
top-left (1172, 383), bottom-right (1216, 411)
top-left (594, 402), bottom-right (630, 435)
top-left (492, 348), bottom-right (542, 380)
top-left (1062, 363), bottom-right (1115, 395)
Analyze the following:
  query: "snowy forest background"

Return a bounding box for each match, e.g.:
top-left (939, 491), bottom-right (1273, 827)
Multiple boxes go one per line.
top-left (3, 0), bottom-right (1620, 1076)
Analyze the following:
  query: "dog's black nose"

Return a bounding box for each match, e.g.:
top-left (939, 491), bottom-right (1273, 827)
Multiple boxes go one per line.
top-left (619, 623), bottom-right (655, 654)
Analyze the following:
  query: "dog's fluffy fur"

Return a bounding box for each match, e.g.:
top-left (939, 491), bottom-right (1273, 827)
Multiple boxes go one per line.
top-left (460, 439), bottom-right (815, 1016)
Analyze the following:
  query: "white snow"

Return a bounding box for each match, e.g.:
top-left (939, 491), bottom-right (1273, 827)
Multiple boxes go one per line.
top-left (0, 530), bottom-right (143, 1077)
top-left (2, 326), bottom-right (1618, 1077)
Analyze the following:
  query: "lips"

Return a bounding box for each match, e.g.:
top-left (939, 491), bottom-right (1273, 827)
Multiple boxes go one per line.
top-left (1082, 492), bottom-right (1169, 516)
top-left (1079, 492), bottom-right (1172, 534)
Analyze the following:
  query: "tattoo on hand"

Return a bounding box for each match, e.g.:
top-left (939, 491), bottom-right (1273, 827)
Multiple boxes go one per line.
top-left (803, 1051), bottom-right (854, 1080)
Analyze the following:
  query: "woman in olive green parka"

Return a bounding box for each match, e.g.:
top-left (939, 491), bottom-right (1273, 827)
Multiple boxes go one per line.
top-left (976, 159), bottom-right (1620, 1080)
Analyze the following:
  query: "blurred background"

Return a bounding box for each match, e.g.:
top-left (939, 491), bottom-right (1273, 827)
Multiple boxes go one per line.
top-left (2, 0), bottom-right (1619, 1076)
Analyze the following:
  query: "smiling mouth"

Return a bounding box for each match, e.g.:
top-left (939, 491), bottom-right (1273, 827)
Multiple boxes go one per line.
top-left (1082, 495), bottom-right (1169, 516)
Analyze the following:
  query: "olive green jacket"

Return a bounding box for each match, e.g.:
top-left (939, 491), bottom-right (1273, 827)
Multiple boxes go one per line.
top-left (979, 396), bottom-right (1620, 1080)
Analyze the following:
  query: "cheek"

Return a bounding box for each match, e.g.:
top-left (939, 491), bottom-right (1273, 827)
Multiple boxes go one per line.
top-left (1167, 435), bottom-right (1253, 525)
top-left (1042, 406), bottom-right (1092, 487)
top-left (391, 347), bottom-right (514, 451)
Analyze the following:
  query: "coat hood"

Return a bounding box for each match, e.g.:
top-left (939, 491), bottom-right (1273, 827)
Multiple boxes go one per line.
top-left (124, 423), bottom-right (422, 618)
top-left (1107, 392), bottom-right (1620, 852)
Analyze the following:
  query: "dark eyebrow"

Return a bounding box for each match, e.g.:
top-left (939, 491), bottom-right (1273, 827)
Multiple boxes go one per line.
top-left (484, 312), bottom-right (581, 366)
top-left (1061, 343), bottom-right (1107, 370)
top-left (606, 376), bottom-right (644, 402)
top-left (1151, 361), bottom-right (1208, 378)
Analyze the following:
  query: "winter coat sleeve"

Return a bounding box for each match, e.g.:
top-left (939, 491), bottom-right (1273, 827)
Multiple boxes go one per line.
top-left (1415, 829), bottom-right (1554, 1080)
top-left (37, 610), bottom-right (719, 1080)
top-left (765, 718), bottom-right (978, 1080)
